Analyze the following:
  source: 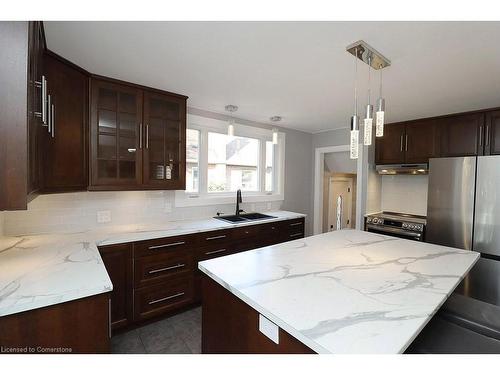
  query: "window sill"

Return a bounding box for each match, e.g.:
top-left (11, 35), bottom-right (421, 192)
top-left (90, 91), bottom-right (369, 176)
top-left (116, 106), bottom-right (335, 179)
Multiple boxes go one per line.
top-left (174, 191), bottom-right (284, 208)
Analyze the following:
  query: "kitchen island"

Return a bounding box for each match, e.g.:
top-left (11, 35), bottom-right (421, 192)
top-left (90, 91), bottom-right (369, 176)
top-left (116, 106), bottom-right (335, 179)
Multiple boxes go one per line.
top-left (198, 229), bottom-right (479, 354)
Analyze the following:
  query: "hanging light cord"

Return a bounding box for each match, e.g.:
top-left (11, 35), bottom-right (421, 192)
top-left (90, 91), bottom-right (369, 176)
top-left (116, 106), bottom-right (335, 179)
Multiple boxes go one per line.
top-left (367, 55), bottom-right (371, 105)
top-left (379, 64), bottom-right (383, 98)
top-left (354, 48), bottom-right (358, 116)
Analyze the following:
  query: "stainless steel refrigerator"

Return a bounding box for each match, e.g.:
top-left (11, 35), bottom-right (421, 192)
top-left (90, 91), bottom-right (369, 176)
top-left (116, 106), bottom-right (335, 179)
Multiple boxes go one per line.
top-left (427, 155), bottom-right (500, 258)
top-left (415, 155), bottom-right (500, 353)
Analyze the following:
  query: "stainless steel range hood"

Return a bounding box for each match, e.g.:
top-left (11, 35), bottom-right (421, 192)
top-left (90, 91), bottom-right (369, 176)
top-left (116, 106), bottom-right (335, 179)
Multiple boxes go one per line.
top-left (376, 164), bottom-right (428, 175)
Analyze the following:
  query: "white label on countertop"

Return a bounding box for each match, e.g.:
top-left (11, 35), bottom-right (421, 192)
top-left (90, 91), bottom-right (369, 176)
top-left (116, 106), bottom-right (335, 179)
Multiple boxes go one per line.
top-left (259, 314), bottom-right (279, 344)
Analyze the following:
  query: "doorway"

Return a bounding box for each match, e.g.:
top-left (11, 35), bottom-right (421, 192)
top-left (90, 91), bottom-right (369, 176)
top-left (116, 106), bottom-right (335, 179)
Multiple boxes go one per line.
top-left (326, 175), bottom-right (356, 231)
top-left (313, 144), bottom-right (363, 234)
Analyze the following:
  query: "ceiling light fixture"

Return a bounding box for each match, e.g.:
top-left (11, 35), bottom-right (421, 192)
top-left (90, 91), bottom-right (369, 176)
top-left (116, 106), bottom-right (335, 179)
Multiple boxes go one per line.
top-left (225, 104), bottom-right (238, 136)
top-left (269, 116), bottom-right (282, 144)
top-left (346, 41), bottom-right (391, 158)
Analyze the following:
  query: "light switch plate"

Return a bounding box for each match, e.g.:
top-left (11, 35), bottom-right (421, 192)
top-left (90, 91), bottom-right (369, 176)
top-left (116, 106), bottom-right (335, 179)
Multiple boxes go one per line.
top-left (97, 210), bottom-right (111, 223)
top-left (259, 314), bottom-right (279, 344)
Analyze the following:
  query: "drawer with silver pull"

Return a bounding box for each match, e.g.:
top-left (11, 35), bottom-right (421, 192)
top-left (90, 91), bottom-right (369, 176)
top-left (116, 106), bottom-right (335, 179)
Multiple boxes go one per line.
top-left (134, 251), bottom-right (193, 288)
top-left (134, 233), bottom-right (195, 258)
top-left (134, 276), bottom-right (193, 321)
top-left (196, 229), bottom-right (233, 247)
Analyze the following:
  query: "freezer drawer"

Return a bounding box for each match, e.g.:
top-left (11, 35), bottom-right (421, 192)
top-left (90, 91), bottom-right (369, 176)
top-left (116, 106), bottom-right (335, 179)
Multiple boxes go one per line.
top-left (473, 155), bottom-right (500, 257)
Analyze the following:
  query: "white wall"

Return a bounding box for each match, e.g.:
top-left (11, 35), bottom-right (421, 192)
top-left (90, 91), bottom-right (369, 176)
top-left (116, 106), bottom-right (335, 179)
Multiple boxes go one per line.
top-left (2, 191), bottom-right (283, 236)
top-left (380, 175), bottom-right (429, 216)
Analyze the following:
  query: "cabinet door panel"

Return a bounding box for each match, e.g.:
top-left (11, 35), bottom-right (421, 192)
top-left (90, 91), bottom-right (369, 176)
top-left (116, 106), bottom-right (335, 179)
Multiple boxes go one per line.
top-left (439, 113), bottom-right (483, 157)
top-left (375, 123), bottom-right (405, 164)
top-left (90, 79), bottom-right (143, 187)
top-left (143, 91), bottom-right (186, 189)
top-left (98, 243), bottom-right (133, 331)
top-left (485, 110), bottom-right (500, 155)
top-left (405, 119), bottom-right (440, 164)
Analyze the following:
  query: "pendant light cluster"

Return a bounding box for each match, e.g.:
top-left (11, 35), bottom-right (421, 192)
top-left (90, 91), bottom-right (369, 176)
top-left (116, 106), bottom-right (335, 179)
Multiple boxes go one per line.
top-left (346, 41), bottom-right (390, 159)
top-left (225, 104), bottom-right (280, 144)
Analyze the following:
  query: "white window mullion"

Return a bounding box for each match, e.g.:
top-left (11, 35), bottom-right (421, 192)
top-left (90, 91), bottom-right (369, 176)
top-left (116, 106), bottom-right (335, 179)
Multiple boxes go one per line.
top-left (199, 128), bottom-right (209, 197)
top-left (259, 139), bottom-right (266, 194)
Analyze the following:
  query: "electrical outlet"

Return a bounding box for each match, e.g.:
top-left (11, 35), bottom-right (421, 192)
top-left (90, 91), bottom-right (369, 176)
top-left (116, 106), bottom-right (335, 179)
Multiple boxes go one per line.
top-left (250, 203), bottom-right (256, 212)
top-left (164, 201), bottom-right (172, 213)
top-left (97, 210), bottom-right (111, 223)
top-left (266, 202), bottom-right (272, 210)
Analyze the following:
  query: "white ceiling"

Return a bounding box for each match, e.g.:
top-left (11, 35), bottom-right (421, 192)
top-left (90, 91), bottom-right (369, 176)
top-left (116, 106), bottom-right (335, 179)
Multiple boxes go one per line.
top-left (44, 21), bottom-right (500, 133)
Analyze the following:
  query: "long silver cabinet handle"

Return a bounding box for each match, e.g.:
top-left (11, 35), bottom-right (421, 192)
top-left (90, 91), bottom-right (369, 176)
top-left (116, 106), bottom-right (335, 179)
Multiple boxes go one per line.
top-left (205, 249), bottom-right (227, 255)
top-left (405, 134), bottom-right (408, 151)
top-left (148, 263), bottom-right (185, 274)
top-left (34, 76), bottom-right (48, 124)
top-left (146, 124), bottom-right (149, 149)
top-left (479, 124), bottom-right (483, 147)
top-left (148, 241), bottom-right (185, 250)
top-left (289, 232), bottom-right (303, 238)
top-left (47, 95), bottom-right (52, 134)
top-left (51, 104), bottom-right (55, 138)
top-left (139, 124), bottom-right (143, 149)
top-left (206, 235), bottom-right (226, 241)
top-left (148, 292), bottom-right (185, 305)
top-left (400, 134), bottom-right (404, 152)
top-left (290, 222), bottom-right (302, 227)
top-left (485, 124), bottom-right (490, 146)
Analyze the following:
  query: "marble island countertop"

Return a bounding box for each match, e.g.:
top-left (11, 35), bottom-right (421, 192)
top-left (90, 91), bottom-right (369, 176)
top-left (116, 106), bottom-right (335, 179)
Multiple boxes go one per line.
top-left (0, 211), bottom-right (305, 318)
top-left (198, 229), bottom-right (479, 354)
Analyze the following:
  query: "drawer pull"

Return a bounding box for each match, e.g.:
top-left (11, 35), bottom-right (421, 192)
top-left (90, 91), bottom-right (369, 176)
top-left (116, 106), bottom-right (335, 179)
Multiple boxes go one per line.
top-left (289, 232), bottom-right (303, 238)
top-left (205, 248), bottom-right (227, 255)
top-left (206, 235), bottom-right (226, 241)
top-left (148, 292), bottom-right (185, 305)
top-left (148, 241), bottom-right (185, 250)
top-left (290, 222), bottom-right (302, 227)
top-left (148, 263), bottom-right (186, 274)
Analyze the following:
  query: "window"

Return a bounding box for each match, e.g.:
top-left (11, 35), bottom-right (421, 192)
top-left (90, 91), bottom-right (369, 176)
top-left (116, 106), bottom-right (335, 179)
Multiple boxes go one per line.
top-left (207, 132), bottom-right (259, 192)
top-left (176, 114), bottom-right (285, 206)
top-left (186, 129), bottom-right (200, 193)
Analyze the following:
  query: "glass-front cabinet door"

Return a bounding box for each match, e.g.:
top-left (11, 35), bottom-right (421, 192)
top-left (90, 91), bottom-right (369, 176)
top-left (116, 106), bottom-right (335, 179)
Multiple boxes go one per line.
top-left (90, 80), bottom-right (143, 188)
top-left (143, 91), bottom-right (186, 189)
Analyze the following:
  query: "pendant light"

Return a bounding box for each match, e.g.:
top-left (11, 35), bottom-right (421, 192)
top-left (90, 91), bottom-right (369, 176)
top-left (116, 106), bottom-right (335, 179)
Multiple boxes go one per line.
top-left (225, 105), bottom-right (238, 136)
top-left (350, 47), bottom-right (359, 160)
top-left (363, 55), bottom-right (373, 146)
top-left (270, 116), bottom-right (281, 144)
top-left (376, 65), bottom-right (385, 137)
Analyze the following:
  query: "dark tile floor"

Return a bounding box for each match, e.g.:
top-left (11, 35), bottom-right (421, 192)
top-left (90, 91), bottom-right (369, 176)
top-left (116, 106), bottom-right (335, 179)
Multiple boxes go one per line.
top-left (111, 307), bottom-right (201, 354)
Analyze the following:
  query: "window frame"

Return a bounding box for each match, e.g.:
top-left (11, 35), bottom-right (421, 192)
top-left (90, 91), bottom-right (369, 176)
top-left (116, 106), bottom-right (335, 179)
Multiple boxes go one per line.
top-left (175, 114), bottom-right (285, 207)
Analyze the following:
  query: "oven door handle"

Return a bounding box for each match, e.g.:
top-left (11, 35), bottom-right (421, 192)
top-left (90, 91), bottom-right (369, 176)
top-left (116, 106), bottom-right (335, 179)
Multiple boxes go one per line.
top-left (366, 224), bottom-right (423, 238)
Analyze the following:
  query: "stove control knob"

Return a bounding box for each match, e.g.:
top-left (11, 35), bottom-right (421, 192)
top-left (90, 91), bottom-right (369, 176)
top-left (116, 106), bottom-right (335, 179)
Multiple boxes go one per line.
top-left (366, 217), bottom-right (372, 223)
top-left (402, 223), bottom-right (408, 229)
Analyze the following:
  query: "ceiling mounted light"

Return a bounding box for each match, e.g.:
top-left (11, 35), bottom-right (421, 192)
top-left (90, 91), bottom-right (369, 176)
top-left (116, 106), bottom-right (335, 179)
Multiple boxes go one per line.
top-left (376, 67), bottom-right (385, 137)
top-left (269, 116), bottom-right (281, 144)
top-left (345, 40), bottom-right (391, 154)
top-left (225, 105), bottom-right (238, 136)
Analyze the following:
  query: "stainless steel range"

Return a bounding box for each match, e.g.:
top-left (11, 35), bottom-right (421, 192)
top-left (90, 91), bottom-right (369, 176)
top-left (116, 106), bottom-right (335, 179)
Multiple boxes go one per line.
top-left (365, 211), bottom-right (426, 241)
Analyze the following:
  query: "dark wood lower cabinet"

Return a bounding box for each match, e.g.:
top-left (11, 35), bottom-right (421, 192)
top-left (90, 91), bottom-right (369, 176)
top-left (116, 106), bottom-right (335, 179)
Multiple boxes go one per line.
top-left (201, 276), bottom-right (314, 354)
top-left (0, 293), bottom-right (110, 353)
top-left (98, 217), bottom-right (305, 332)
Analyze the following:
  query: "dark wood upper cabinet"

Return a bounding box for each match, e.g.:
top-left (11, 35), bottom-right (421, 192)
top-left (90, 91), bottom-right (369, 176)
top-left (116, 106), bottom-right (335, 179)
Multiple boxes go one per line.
top-left (404, 119), bottom-right (440, 163)
top-left (143, 91), bottom-right (186, 189)
top-left (98, 243), bottom-right (133, 330)
top-left (89, 78), bottom-right (187, 190)
top-left (90, 79), bottom-right (143, 189)
top-left (375, 123), bottom-right (405, 164)
top-left (439, 113), bottom-right (484, 157)
top-left (39, 51), bottom-right (89, 192)
top-left (485, 110), bottom-right (500, 155)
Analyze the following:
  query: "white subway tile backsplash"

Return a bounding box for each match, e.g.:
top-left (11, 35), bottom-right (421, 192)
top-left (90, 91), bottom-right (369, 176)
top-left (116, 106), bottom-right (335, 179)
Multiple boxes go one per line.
top-left (380, 175), bottom-right (428, 216)
top-left (2, 191), bottom-right (283, 236)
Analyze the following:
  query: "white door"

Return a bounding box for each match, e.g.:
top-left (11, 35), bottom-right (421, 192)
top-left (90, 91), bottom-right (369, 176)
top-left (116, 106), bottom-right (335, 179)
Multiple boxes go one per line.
top-left (328, 178), bottom-right (353, 231)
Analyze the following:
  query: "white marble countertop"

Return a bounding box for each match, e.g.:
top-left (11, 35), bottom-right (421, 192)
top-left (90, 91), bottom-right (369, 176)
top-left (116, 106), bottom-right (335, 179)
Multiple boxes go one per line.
top-left (0, 211), bottom-right (305, 318)
top-left (198, 229), bottom-right (479, 354)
